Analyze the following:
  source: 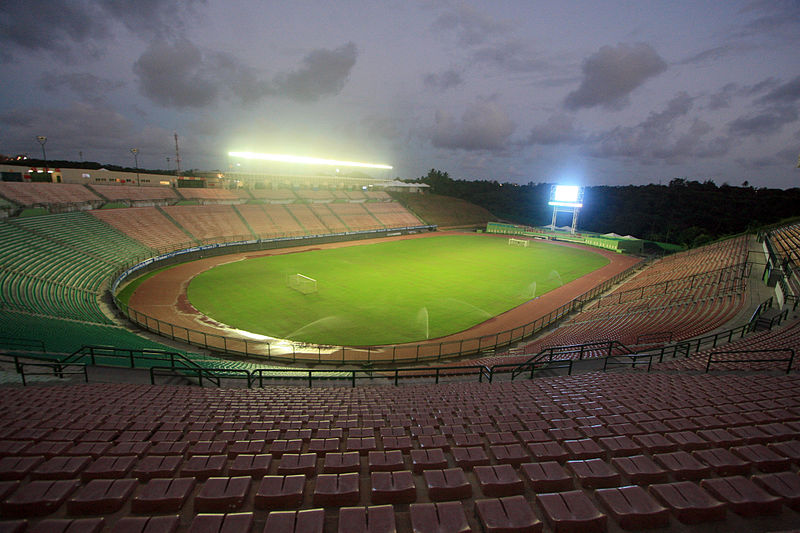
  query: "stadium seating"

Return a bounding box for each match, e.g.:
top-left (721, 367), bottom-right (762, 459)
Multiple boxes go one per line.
top-left (0, 182), bottom-right (101, 206)
top-left (89, 185), bottom-right (177, 202)
top-left (91, 207), bottom-right (195, 251)
top-left (0, 372), bottom-right (799, 531)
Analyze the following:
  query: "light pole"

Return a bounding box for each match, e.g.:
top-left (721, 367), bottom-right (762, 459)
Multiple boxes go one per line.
top-left (36, 136), bottom-right (48, 176)
top-left (130, 148), bottom-right (140, 187)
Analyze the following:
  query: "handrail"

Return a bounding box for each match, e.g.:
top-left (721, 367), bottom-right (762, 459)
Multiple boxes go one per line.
top-left (0, 336), bottom-right (46, 352)
top-left (250, 364), bottom-right (493, 388)
top-left (510, 340), bottom-right (630, 379)
top-left (149, 366), bottom-right (250, 387)
top-left (603, 352), bottom-right (656, 372)
top-left (63, 345), bottom-right (221, 386)
top-left (494, 359), bottom-right (574, 380)
top-left (15, 361), bottom-right (88, 386)
top-left (705, 349), bottom-right (794, 374)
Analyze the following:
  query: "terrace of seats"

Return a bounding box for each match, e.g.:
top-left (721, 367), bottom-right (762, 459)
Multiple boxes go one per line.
top-left (0, 183), bottom-right (102, 206)
top-left (1, 372), bottom-right (799, 532)
top-left (88, 185), bottom-right (178, 202)
top-left (249, 189), bottom-right (299, 202)
top-left (770, 223), bottom-right (800, 270)
top-left (174, 189), bottom-right (240, 202)
top-left (91, 208), bottom-right (195, 251)
top-left (328, 203), bottom-right (382, 231)
top-left (0, 213), bottom-right (151, 324)
top-left (160, 205), bottom-right (252, 242)
top-left (364, 202), bottom-right (423, 228)
top-left (285, 205), bottom-right (329, 235)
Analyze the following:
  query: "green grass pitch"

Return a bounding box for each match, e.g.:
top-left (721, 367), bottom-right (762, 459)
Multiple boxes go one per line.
top-left (186, 234), bottom-right (609, 346)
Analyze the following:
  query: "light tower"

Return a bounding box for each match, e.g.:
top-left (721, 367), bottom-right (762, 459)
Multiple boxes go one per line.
top-left (130, 148), bottom-right (140, 186)
top-left (548, 185), bottom-right (584, 235)
top-left (36, 135), bottom-right (48, 174)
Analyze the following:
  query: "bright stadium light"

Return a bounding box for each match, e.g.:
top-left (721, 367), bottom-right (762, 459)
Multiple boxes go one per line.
top-left (548, 185), bottom-right (583, 208)
top-left (228, 151), bottom-right (392, 170)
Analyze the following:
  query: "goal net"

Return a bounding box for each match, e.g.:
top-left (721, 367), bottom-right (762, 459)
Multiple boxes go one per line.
top-left (287, 273), bottom-right (318, 294)
top-left (508, 238), bottom-right (529, 247)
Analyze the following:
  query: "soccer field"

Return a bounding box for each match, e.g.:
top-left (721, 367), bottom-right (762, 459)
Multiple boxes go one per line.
top-left (186, 234), bottom-right (609, 346)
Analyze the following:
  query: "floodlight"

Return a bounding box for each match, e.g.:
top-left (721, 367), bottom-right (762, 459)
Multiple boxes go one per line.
top-left (548, 185), bottom-right (583, 208)
top-left (228, 151), bottom-right (392, 170)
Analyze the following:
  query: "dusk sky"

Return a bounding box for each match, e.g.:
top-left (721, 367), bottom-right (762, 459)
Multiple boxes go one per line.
top-left (1, 1), bottom-right (799, 188)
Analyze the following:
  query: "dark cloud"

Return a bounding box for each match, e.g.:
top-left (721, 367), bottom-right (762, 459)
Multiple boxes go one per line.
top-left (431, 100), bottom-right (515, 151)
top-left (705, 78), bottom-right (781, 110)
top-left (133, 39), bottom-right (220, 108)
top-left (0, 0), bottom-right (106, 62)
top-left (133, 39), bottom-right (356, 107)
top-left (679, 43), bottom-right (755, 65)
top-left (756, 75), bottom-right (800, 105)
top-left (736, 0), bottom-right (800, 38)
top-left (728, 105), bottom-right (799, 137)
top-left (423, 70), bottom-right (463, 91)
top-left (592, 92), bottom-right (730, 162)
top-left (524, 115), bottom-right (583, 145)
top-left (42, 73), bottom-right (125, 101)
top-left (434, 5), bottom-right (506, 46)
top-left (0, 101), bottom-right (169, 160)
top-left (273, 42), bottom-right (358, 102)
top-left (0, 0), bottom-right (205, 62)
top-left (564, 43), bottom-right (667, 111)
top-left (471, 41), bottom-right (548, 73)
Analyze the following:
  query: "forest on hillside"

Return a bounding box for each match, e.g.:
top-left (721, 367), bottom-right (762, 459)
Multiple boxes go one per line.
top-left (410, 170), bottom-right (800, 246)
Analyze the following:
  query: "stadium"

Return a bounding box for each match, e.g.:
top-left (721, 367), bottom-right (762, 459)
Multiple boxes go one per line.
top-left (1, 166), bottom-right (800, 533)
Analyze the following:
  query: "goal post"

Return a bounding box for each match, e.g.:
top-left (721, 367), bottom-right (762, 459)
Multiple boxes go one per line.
top-left (508, 238), bottom-right (529, 247)
top-left (287, 273), bottom-right (318, 294)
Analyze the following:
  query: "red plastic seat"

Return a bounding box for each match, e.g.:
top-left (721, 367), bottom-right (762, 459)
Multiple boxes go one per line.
top-left (27, 518), bottom-right (104, 533)
top-left (418, 435), bottom-right (450, 450)
top-left (181, 455), bottom-right (227, 479)
top-left (67, 478), bottom-right (137, 514)
top-left (752, 471), bottom-right (800, 510)
top-left (338, 505), bottom-right (396, 533)
top-left (22, 441), bottom-right (72, 458)
top-left (527, 441), bottom-right (568, 463)
top-left (486, 432), bottom-right (519, 446)
top-left (132, 455), bottom-right (182, 481)
top-left (0, 456), bottom-right (44, 480)
top-left (566, 459), bottom-right (621, 489)
top-left (693, 448), bottom-right (750, 476)
top-left (254, 475), bottom-right (306, 509)
top-left (648, 481), bottom-right (726, 524)
top-left (194, 476), bottom-right (251, 513)
top-left (81, 455), bottom-right (136, 481)
top-left (489, 444), bottom-right (528, 466)
top-left (610, 455), bottom-right (669, 484)
top-left (308, 439), bottom-right (340, 454)
top-left (411, 448), bottom-right (448, 473)
top-left (107, 441), bottom-right (151, 458)
top-left (453, 433), bottom-right (483, 447)
top-left (598, 436), bottom-right (641, 457)
top-left (596, 485), bottom-right (670, 529)
top-left (701, 475), bottom-right (782, 516)
top-left (521, 461), bottom-right (572, 492)
top-left (229, 454), bottom-right (272, 478)
top-left (409, 501), bottom-right (470, 533)
top-left (474, 464), bottom-right (524, 497)
top-left (367, 450), bottom-right (404, 472)
top-left (269, 439), bottom-right (303, 457)
top-left (475, 495), bottom-right (542, 533)
top-left (536, 490), bottom-right (607, 533)
top-left (423, 467), bottom-right (472, 501)
top-left (148, 441), bottom-right (188, 456)
top-left (632, 433), bottom-right (678, 454)
top-left (563, 439), bottom-right (605, 460)
top-left (323, 452), bottom-right (361, 473)
top-left (187, 512), bottom-right (253, 533)
top-left (652, 451), bottom-right (713, 480)
top-left (664, 431), bottom-right (709, 451)
top-left (65, 443), bottom-right (112, 458)
top-left (1, 479), bottom-right (79, 517)
top-left (30, 456), bottom-right (91, 480)
top-left (345, 437), bottom-right (377, 455)
top-left (370, 470), bottom-right (416, 504)
top-left (189, 441), bottom-right (228, 456)
top-left (277, 454), bottom-right (318, 476)
top-left (313, 473), bottom-right (360, 506)
top-left (769, 440), bottom-right (800, 464)
top-left (451, 446), bottom-right (490, 469)
top-left (132, 477), bottom-right (196, 513)
top-left (263, 509), bottom-right (324, 533)
top-left (697, 428), bottom-right (742, 447)
top-left (381, 436), bottom-right (412, 453)
top-left (114, 515), bottom-right (180, 533)
top-left (731, 444), bottom-right (792, 472)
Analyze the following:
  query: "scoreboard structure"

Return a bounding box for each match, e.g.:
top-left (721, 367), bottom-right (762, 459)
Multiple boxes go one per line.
top-left (548, 185), bottom-right (584, 234)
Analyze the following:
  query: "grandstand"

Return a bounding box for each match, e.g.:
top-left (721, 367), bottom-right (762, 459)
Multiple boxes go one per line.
top-left (2, 180), bottom-right (800, 532)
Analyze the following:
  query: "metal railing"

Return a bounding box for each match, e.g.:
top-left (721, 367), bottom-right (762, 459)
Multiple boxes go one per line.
top-left (0, 353), bottom-right (89, 386)
top-left (509, 340), bottom-right (630, 379)
top-left (0, 336), bottom-right (46, 352)
top-left (495, 359), bottom-right (574, 380)
top-left (705, 349), bottom-right (794, 374)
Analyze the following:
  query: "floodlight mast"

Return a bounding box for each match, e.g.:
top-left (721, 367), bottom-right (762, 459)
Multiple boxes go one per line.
top-left (548, 185), bottom-right (583, 235)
